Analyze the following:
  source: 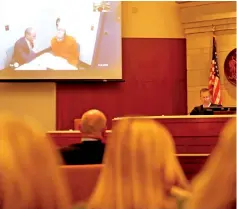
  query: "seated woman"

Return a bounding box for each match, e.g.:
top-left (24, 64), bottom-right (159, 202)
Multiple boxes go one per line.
top-left (75, 118), bottom-right (190, 209)
top-left (0, 113), bottom-right (72, 209)
top-left (184, 118), bottom-right (236, 209)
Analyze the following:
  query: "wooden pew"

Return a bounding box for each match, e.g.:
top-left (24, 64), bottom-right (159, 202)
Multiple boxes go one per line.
top-left (61, 154), bottom-right (209, 203)
top-left (177, 154), bottom-right (209, 180)
top-left (62, 164), bottom-right (101, 203)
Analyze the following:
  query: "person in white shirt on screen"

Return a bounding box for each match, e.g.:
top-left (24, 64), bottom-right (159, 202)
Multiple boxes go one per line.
top-left (12, 27), bottom-right (38, 66)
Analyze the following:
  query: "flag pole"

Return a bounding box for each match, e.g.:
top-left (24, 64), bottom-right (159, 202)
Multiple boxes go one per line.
top-left (209, 24), bottom-right (222, 105)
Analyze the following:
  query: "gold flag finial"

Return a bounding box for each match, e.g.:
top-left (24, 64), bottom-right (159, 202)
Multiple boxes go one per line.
top-left (212, 24), bottom-right (216, 32)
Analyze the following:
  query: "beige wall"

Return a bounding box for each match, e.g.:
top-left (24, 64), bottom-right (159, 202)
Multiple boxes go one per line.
top-left (0, 83), bottom-right (56, 131)
top-left (122, 1), bottom-right (184, 38)
top-left (179, 1), bottom-right (236, 113)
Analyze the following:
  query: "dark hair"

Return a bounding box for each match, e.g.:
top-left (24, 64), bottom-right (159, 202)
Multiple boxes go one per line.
top-left (200, 88), bottom-right (210, 96)
top-left (56, 18), bottom-right (61, 28)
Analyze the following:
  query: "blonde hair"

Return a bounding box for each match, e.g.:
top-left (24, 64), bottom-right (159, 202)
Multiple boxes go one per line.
top-left (88, 118), bottom-right (189, 209)
top-left (0, 113), bottom-right (72, 209)
top-left (186, 117), bottom-right (236, 209)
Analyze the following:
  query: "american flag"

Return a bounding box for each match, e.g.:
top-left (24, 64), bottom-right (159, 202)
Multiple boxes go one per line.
top-left (208, 36), bottom-right (222, 105)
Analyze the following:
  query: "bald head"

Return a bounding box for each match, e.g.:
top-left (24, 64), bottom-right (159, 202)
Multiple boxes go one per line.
top-left (25, 27), bottom-right (36, 43)
top-left (81, 109), bottom-right (107, 137)
top-left (25, 27), bottom-right (35, 36)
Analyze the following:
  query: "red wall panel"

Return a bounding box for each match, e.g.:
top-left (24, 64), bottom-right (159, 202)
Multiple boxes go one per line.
top-left (56, 38), bottom-right (187, 129)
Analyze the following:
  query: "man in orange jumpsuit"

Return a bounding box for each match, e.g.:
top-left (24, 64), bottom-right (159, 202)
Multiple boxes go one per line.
top-left (51, 19), bottom-right (79, 67)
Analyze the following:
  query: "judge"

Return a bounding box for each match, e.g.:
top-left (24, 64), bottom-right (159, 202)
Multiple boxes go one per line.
top-left (190, 88), bottom-right (222, 115)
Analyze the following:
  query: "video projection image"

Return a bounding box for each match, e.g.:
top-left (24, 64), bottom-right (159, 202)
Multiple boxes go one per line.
top-left (0, 0), bottom-right (122, 80)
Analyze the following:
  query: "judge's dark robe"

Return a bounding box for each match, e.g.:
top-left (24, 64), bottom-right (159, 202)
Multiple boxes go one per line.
top-left (190, 104), bottom-right (222, 115)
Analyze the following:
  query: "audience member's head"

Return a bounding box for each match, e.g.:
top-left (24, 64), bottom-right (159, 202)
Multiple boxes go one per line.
top-left (80, 109), bottom-right (107, 140)
top-left (200, 88), bottom-right (211, 106)
top-left (88, 118), bottom-right (189, 209)
top-left (186, 118), bottom-right (236, 209)
top-left (24, 27), bottom-right (36, 43)
top-left (0, 113), bottom-right (71, 209)
top-left (56, 19), bottom-right (67, 41)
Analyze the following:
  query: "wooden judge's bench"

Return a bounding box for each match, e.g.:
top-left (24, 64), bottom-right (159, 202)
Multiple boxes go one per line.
top-left (49, 115), bottom-right (235, 154)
